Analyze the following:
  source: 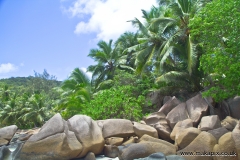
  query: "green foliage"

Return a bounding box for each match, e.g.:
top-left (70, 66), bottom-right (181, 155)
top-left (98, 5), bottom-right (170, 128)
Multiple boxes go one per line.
top-left (83, 85), bottom-right (145, 121)
top-left (87, 40), bottom-right (134, 91)
top-left (0, 70), bottom-right (60, 128)
top-left (113, 70), bottom-right (156, 96)
top-left (190, 0), bottom-right (240, 101)
top-left (21, 93), bottom-right (54, 127)
top-left (81, 70), bottom-right (156, 120)
top-left (55, 68), bottom-right (91, 119)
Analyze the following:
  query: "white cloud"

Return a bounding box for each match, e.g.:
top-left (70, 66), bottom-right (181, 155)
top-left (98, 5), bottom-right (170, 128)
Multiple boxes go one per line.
top-left (80, 67), bottom-right (92, 79)
top-left (62, 0), bottom-right (157, 41)
top-left (0, 63), bottom-right (18, 74)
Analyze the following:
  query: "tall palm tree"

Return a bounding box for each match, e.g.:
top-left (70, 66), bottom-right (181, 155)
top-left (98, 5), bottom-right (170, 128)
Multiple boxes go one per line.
top-left (153, 0), bottom-right (211, 92)
top-left (87, 40), bottom-right (134, 90)
top-left (126, 0), bottom-right (210, 92)
top-left (115, 32), bottom-right (139, 68)
top-left (126, 5), bottom-right (172, 74)
top-left (55, 68), bottom-right (91, 119)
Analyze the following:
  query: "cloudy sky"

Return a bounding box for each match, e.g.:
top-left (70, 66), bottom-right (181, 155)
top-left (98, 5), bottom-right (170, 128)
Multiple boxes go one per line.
top-left (0, 0), bottom-right (157, 80)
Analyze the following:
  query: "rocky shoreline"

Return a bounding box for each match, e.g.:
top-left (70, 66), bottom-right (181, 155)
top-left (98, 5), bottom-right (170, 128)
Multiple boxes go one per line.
top-left (0, 93), bottom-right (239, 160)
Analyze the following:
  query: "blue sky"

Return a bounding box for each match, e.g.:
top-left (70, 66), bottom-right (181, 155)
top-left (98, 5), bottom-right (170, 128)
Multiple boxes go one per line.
top-left (0, 0), bottom-right (157, 80)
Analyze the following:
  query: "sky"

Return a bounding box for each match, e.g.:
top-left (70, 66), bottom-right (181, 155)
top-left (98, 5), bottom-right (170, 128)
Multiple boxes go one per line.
top-left (0, 0), bottom-right (157, 81)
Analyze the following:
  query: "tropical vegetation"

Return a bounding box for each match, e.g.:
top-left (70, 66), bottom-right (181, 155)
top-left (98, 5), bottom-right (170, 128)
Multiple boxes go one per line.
top-left (1, 0), bottom-right (239, 128)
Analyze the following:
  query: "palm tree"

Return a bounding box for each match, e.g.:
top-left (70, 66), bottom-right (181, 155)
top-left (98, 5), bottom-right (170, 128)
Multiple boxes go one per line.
top-left (55, 68), bottom-right (91, 119)
top-left (126, 5), bottom-right (176, 74)
top-left (87, 40), bottom-right (134, 90)
top-left (125, 0), bottom-right (211, 93)
top-left (152, 0), bottom-right (211, 92)
top-left (21, 93), bottom-right (52, 127)
top-left (115, 32), bottom-right (139, 68)
top-left (0, 85), bottom-right (11, 102)
top-left (0, 92), bottom-right (20, 126)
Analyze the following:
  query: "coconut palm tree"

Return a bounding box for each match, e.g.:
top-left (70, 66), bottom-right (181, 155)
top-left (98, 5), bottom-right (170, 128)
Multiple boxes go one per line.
top-left (152, 0), bottom-right (211, 92)
top-left (21, 93), bottom-right (52, 127)
top-left (87, 40), bottom-right (134, 90)
top-left (0, 92), bottom-right (20, 126)
top-left (125, 5), bottom-right (178, 75)
top-left (126, 0), bottom-right (210, 93)
top-left (55, 68), bottom-right (91, 119)
top-left (115, 32), bottom-right (139, 68)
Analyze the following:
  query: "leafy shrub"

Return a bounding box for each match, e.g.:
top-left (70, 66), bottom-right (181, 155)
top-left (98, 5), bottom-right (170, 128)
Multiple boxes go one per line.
top-left (82, 85), bottom-right (145, 121)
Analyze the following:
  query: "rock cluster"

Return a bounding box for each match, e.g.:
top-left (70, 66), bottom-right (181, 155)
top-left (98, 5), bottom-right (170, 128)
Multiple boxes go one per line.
top-left (0, 93), bottom-right (239, 160)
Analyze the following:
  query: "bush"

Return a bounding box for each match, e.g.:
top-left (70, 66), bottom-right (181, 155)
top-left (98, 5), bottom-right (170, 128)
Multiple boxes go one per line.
top-left (82, 85), bottom-right (145, 121)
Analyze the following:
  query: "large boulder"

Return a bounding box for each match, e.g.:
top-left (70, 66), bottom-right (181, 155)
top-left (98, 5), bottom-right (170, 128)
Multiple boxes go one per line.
top-left (139, 134), bottom-right (176, 155)
top-left (186, 94), bottom-right (212, 127)
top-left (139, 134), bottom-right (177, 152)
top-left (102, 119), bottom-right (134, 138)
top-left (166, 103), bottom-right (189, 129)
top-left (119, 143), bottom-right (158, 160)
top-left (159, 96), bottom-right (181, 115)
top-left (0, 125), bottom-right (18, 145)
top-left (228, 96), bottom-right (240, 119)
top-left (207, 127), bottom-right (229, 141)
top-left (175, 127), bottom-right (201, 150)
top-left (16, 132), bottom-right (82, 160)
top-left (232, 121), bottom-right (240, 158)
top-left (213, 132), bottom-right (238, 160)
top-left (198, 115), bottom-right (221, 131)
top-left (143, 112), bottom-right (166, 126)
top-left (133, 122), bottom-right (158, 138)
top-left (154, 122), bottom-right (172, 142)
top-left (221, 116), bottom-right (238, 131)
top-left (177, 131), bottom-right (217, 160)
top-left (16, 114), bottom-right (82, 160)
top-left (119, 135), bottom-right (176, 160)
top-left (143, 112), bottom-right (172, 141)
top-left (68, 115), bottom-right (105, 157)
top-left (28, 113), bottom-right (64, 141)
top-left (170, 119), bottom-right (193, 141)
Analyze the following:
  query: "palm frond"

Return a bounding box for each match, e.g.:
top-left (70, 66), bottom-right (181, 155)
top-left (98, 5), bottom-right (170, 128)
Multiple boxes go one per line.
top-left (96, 79), bottom-right (114, 91)
top-left (135, 45), bottom-right (154, 74)
top-left (187, 35), bottom-right (197, 75)
top-left (118, 65), bottom-right (135, 72)
top-left (160, 46), bottom-right (173, 70)
top-left (97, 40), bottom-right (113, 56)
top-left (71, 68), bottom-right (90, 85)
top-left (155, 71), bottom-right (189, 83)
top-left (177, 0), bottom-right (191, 14)
top-left (123, 42), bottom-right (147, 54)
top-left (128, 18), bottom-right (149, 37)
top-left (151, 17), bottom-right (176, 27)
top-left (61, 79), bottom-right (77, 90)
